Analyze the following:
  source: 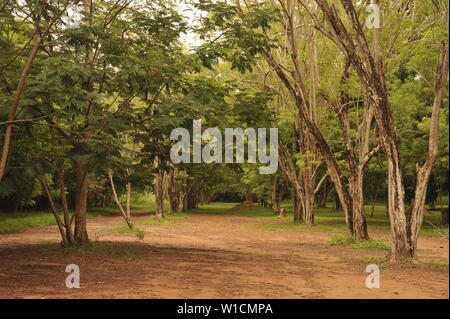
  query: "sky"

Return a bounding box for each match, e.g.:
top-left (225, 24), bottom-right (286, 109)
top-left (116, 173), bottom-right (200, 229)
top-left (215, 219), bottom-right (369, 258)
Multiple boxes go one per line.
top-left (177, 1), bottom-right (205, 50)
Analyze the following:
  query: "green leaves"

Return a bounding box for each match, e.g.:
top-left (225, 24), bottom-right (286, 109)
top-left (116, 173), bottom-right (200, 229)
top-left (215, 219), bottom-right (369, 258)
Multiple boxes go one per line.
top-left (194, 0), bottom-right (278, 73)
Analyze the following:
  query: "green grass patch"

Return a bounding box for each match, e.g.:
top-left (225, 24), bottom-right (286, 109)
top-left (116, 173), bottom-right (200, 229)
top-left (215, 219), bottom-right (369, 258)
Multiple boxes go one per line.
top-left (106, 226), bottom-right (145, 240)
top-left (0, 212), bottom-right (57, 233)
top-left (165, 212), bottom-right (188, 219)
top-left (108, 226), bottom-right (139, 233)
top-left (422, 260), bottom-right (449, 272)
top-left (0, 193), bottom-right (163, 234)
top-left (262, 222), bottom-right (316, 232)
top-left (138, 216), bottom-right (183, 226)
top-left (0, 208), bottom-right (119, 234)
top-left (330, 235), bottom-right (390, 250)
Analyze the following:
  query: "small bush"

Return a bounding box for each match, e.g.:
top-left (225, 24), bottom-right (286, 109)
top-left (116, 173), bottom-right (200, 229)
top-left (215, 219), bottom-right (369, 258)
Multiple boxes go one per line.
top-left (135, 228), bottom-right (145, 241)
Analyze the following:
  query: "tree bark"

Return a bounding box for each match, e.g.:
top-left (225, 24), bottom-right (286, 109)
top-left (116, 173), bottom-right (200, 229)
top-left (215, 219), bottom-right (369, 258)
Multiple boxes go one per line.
top-left (271, 176), bottom-right (281, 214)
top-left (350, 173), bottom-right (369, 240)
top-left (293, 188), bottom-right (302, 223)
top-left (42, 179), bottom-right (68, 247)
top-left (408, 41), bottom-right (449, 257)
top-left (167, 166), bottom-right (179, 213)
top-left (125, 181), bottom-right (131, 219)
top-left (313, 0), bottom-right (411, 259)
top-left (49, 128), bottom-right (74, 244)
top-left (107, 170), bottom-right (133, 229)
top-left (73, 159), bottom-right (89, 244)
top-left (0, 32), bottom-right (41, 181)
top-left (153, 157), bottom-right (164, 218)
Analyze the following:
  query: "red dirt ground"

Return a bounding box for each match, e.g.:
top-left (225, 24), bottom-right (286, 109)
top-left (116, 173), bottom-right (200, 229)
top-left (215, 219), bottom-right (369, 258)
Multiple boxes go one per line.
top-left (0, 212), bottom-right (448, 299)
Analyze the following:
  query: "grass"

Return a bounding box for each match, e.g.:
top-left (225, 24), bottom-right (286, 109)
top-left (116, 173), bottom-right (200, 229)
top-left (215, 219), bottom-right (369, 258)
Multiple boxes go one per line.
top-left (422, 260), bottom-right (449, 272)
top-left (0, 212), bottom-right (57, 233)
top-left (0, 193), bottom-right (168, 234)
top-left (362, 255), bottom-right (388, 266)
top-left (39, 241), bottom-right (142, 260)
top-left (0, 209), bottom-right (117, 234)
top-left (1, 197), bottom-right (447, 239)
top-left (108, 226), bottom-right (139, 233)
top-left (360, 255), bottom-right (449, 272)
top-left (330, 235), bottom-right (390, 250)
top-left (186, 201), bottom-right (448, 239)
top-left (229, 202), bottom-right (448, 238)
top-left (262, 222), bottom-right (317, 232)
top-left (138, 216), bottom-right (184, 226)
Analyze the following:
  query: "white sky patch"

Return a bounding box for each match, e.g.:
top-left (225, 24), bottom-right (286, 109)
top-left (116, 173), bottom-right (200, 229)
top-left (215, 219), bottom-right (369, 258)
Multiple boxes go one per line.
top-left (177, 1), bottom-right (205, 51)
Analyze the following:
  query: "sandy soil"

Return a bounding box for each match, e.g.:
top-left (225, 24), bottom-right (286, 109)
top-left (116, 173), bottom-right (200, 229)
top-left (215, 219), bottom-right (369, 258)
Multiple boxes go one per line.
top-left (0, 212), bottom-right (448, 299)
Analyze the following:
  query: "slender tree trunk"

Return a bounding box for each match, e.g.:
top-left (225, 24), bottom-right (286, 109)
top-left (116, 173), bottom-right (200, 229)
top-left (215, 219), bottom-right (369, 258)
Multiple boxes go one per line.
top-left (182, 185), bottom-right (189, 212)
top-left (125, 182), bottom-right (131, 219)
top-left (107, 170), bottom-right (133, 229)
top-left (125, 167), bottom-right (132, 219)
top-left (56, 158), bottom-right (74, 243)
top-left (408, 41), bottom-right (449, 257)
top-left (42, 179), bottom-right (68, 247)
top-left (293, 188), bottom-right (302, 223)
top-left (302, 177), bottom-right (314, 225)
top-left (50, 128), bottom-right (74, 244)
top-left (370, 188), bottom-right (380, 217)
top-left (167, 167), bottom-right (179, 213)
top-left (334, 192), bottom-right (341, 211)
top-left (271, 176), bottom-right (281, 214)
top-left (73, 159), bottom-right (89, 244)
top-left (317, 180), bottom-right (329, 208)
top-left (0, 33), bottom-right (41, 181)
top-left (153, 158), bottom-right (164, 218)
top-left (351, 172), bottom-right (369, 240)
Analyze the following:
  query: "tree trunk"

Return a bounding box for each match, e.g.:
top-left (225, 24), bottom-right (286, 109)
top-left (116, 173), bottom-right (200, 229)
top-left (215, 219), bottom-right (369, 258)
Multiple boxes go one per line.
top-left (441, 208), bottom-right (449, 226)
top-left (125, 182), bottom-right (131, 219)
top-left (42, 179), bottom-right (69, 247)
top-left (107, 170), bottom-right (133, 229)
top-left (407, 41), bottom-right (449, 257)
top-left (302, 179), bottom-right (314, 225)
top-left (182, 184), bottom-right (190, 212)
top-left (293, 189), bottom-right (302, 223)
top-left (0, 32), bottom-right (41, 181)
top-left (125, 167), bottom-right (132, 219)
top-left (154, 173), bottom-right (164, 217)
top-left (317, 180), bottom-right (329, 208)
top-left (334, 192), bottom-right (341, 211)
top-left (50, 128), bottom-right (74, 244)
top-left (370, 188), bottom-right (380, 217)
top-left (153, 157), bottom-right (164, 218)
top-left (271, 176), bottom-right (281, 214)
top-left (351, 173), bottom-right (369, 240)
top-left (313, 0), bottom-right (412, 259)
top-left (167, 168), bottom-right (179, 213)
top-left (73, 159), bottom-right (89, 244)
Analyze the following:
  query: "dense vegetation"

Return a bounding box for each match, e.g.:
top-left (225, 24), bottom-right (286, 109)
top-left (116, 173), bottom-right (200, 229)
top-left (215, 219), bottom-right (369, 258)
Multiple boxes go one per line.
top-left (0, 0), bottom-right (448, 261)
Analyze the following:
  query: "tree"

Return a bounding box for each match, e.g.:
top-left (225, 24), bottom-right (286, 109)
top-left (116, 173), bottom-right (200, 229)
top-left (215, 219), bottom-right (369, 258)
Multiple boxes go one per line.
top-left (312, 0), bottom-right (448, 259)
top-left (195, 0), bottom-right (373, 238)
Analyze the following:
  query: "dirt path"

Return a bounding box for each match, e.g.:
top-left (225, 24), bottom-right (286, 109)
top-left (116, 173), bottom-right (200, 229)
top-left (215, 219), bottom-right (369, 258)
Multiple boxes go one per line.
top-left (0, 212), bottom-right (448, 299)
